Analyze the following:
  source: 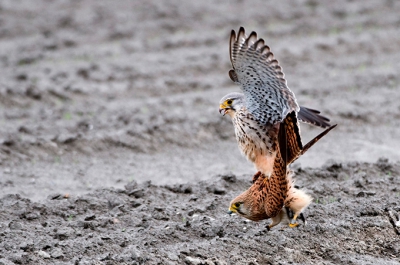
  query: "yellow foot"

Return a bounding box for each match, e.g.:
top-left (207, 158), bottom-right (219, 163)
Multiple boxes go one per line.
top-left (289, 222), bottom-right (300, 228)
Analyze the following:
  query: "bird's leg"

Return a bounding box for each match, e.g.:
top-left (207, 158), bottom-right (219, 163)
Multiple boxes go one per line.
top-left (267, 215), bottom-right (283, 230)
top-left (289, 214), bottom-right (300, 228)
top-left (299, 213), bottom-right (306, 224)
top-left (285, 207), bottom-right (293, 219)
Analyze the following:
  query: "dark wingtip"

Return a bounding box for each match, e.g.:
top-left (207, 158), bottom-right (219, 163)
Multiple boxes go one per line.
top-left (229, 69), bottom-right (239, 82)
top-left (298, 106), bottom-right (332, 128)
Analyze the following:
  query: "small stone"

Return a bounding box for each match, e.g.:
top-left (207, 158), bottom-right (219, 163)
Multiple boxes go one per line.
top-left (56, 227), bottom-right (74, 240)
top-left (57, 133), bottom-right (77, 144)
top-left (213, 187), bottom-right (226, 195)
top-left (128, 189), bottom-right (144, 198)
top-left (185, 256), bottom-right (203, 265)
top-left (50, 248), bottom-right (64, 259)
top-left (99, 253), bottom-right (111, 261)
top-left (48, 193), bottom-right (62, 200)
top-left (125, 180), bottom-right (138, 192)
top-left (167, 252), bottom-right (179, 261)
top-left (356, 191), bottom-right (376, 197)
top-left (165, 184), bottom-right (192, 194)
top-left (38, 250), bottom-right (51, 259)
top-left (8, 221), bottom-right (23, 230)
top-left (84, 214), bottom-right (96, 221)
top-left (221, 174), bottom-right (237, 183)
top-left (26, 212), bottom-right (39, 220)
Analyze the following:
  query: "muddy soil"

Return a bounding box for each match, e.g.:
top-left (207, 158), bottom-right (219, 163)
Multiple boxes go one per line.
top-left (0, 0), bottom-right (400, 264)
top-left (0, 160), bottom-right (399, 264)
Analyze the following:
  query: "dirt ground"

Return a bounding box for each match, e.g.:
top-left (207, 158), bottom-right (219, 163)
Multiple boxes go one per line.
top-left (0, 0), bottom-right (399, 264)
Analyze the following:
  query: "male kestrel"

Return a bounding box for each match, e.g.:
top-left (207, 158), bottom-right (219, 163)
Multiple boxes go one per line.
top-left (228, 123), bottom-right (337, 229)
top-left (219, 27), bottom-right (330, 176)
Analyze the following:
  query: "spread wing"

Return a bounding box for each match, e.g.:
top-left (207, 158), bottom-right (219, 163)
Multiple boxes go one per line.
top-left (229, 27), bottom-right (299, 126)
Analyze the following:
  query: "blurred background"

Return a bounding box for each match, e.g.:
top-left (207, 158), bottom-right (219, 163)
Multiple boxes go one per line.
top-left (1, 0), bottom-right (400, 201)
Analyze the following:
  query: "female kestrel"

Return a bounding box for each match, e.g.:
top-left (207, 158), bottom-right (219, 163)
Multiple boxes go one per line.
top-left (219, 27), bottom-right (330, 176)
top-left (228, 123), bottom-right (337, 229)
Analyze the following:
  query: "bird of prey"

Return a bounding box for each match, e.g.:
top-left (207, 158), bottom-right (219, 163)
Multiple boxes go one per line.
top-left (228, 123), bottom-right (337, 229)
top-left (219, 27), bottom-right (330, 176)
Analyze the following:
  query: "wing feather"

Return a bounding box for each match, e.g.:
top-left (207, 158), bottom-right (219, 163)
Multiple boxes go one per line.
top-left (229, 27), bottom-right (299, 126)
top-left (298, 106), bottom-right (331, 128)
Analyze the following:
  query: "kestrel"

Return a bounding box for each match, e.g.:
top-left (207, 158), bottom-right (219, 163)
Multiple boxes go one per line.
top-left (228, 123), bottom-right (337, 229)
top-left (219, 27), bottom-right (331, 176)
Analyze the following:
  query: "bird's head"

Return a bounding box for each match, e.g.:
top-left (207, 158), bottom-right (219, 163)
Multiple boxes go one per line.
top-left (227, 192), bottom-right (257, 220)
top-left (219, 92), bottom-right (245, 117)
top-left (228, 177), bottom-right (269, 221)
top-left (228, 197), bottom-right (247, 216)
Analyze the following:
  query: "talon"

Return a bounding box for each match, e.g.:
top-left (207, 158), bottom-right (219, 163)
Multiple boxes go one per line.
top-left (285, 207), bottom-right (294, 219)
top-left (299, 213), bottom-right (306, 224)
top-left (289, 222), bottom-right (300, 228)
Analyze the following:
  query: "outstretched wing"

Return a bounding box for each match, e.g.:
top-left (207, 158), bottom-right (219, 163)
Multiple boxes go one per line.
top-left (229, 27), bottom-right (299, 126)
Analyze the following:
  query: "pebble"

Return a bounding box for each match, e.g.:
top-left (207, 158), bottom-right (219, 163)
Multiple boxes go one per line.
top-left (185, 256), bottom-right (203, 265)
top-left (124, 180), bottom-right (138, 192)
top-left (38, 250), bottom-right (51, 259)
top-left (56, 227), bottom-right (74, 240)
top-left (212, 186), bottom-right (226, 195)
top-left (356, 191), bottom-right (376, 197)
top-left (57, 133), bottom-right (77, 144)
top-left (128, 189), bottom-right (145, 198)
top-left (47, 193), bottom-right (63, 200)
top-left (51, 248), bottom-right (64, 259)
top-left (8, 221), bottom-right (22, 230)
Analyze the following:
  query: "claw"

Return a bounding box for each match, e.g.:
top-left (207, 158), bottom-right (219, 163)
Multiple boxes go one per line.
top-left (285, 207), bottom-right (294, 219)
top-left (299, 213), bottom-right (306, 224)
top-left (289, 222), bottom-right (300, 228)
top-left (289, 213), bottom-right (300, 228)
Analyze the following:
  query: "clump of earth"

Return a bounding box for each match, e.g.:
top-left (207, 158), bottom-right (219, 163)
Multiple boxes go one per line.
top-left (0, 0), bottom-right (400, 264)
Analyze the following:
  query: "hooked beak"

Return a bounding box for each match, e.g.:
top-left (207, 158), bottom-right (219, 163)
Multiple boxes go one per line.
top-left (219, 103), bottom-right (230, 116)
top-left (219, 108), bottom-right (228, 116)
top-left (228, 205), bottom-right (236, 215)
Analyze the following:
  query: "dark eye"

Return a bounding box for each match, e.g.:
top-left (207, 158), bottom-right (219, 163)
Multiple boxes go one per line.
top-left (234, 202), bottom-right (241, 208)
top-left (227, 100), bottom-right (233, 105)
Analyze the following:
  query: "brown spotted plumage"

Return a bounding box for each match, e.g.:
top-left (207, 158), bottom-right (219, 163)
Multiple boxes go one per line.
top-left (229, 124), bottom-right (337, 229)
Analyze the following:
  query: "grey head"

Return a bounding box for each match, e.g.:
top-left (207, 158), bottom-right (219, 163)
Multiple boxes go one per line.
top-left (219, 92), bottom-right (245, 116)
